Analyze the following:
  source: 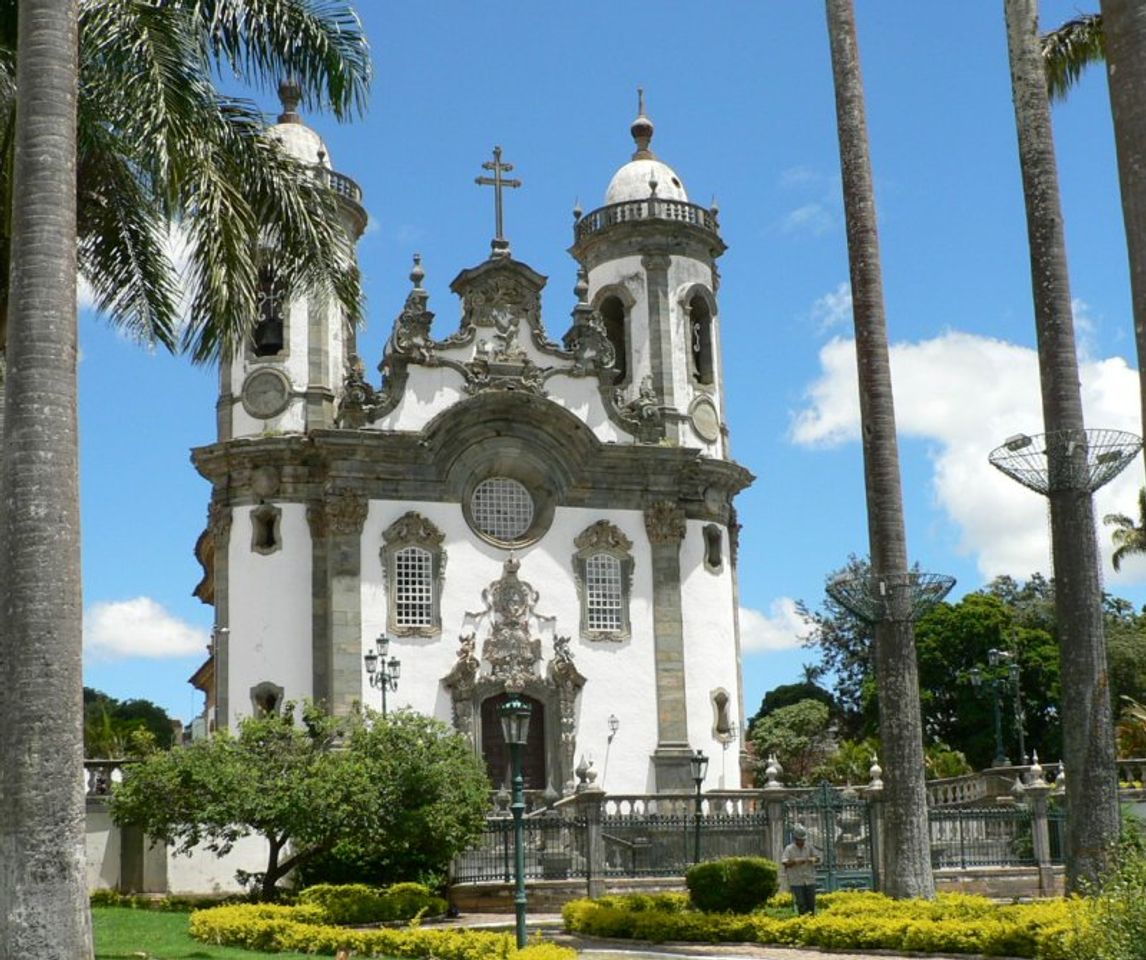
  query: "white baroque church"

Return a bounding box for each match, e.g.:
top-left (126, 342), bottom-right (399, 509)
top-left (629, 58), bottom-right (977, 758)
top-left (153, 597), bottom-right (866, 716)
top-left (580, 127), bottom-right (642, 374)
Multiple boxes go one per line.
top-left (190, 85), bottom-right (754, 796)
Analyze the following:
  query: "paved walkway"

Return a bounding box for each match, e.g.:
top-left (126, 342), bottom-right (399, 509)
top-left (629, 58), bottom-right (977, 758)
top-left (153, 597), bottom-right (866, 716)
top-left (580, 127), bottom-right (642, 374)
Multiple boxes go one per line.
top-left (440, 913), bottom-right (983, 960)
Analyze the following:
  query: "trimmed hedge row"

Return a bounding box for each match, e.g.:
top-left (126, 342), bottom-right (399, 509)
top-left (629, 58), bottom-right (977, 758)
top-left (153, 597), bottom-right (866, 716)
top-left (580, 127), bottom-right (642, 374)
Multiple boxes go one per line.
top-left (298, 882), bottom-right (447, 924)
top-left (562, 890), bottom-right (1089, 959)
top-left (189, 903), bottom-right (575, 960)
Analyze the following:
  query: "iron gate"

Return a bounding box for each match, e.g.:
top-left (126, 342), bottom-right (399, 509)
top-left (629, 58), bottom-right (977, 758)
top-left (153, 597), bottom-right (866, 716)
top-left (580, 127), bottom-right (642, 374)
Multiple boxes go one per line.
top-left (783, 782), bottom-right (876, 891)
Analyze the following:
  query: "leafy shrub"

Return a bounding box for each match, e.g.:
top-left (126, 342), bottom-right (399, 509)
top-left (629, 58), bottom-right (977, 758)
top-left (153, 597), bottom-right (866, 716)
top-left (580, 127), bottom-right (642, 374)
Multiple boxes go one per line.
top-left (190, 903), bottom-right (576, 960)
top-left (298, 882), bottom-right (446, 925)
top-left (562, 889), bottom-right (1092, 957)
top-left (685, 857), bottom-right (778, 913)
top-left (1065, 847), bottom-right (1146, 960)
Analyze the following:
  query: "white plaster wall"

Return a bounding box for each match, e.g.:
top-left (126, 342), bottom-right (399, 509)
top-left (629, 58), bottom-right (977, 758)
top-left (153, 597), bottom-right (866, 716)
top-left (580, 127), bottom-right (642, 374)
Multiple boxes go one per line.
top-left (165, 835), bottom-right (271, 896)
top-left (227, 503), bottom-right (313, 726)
top-left (85, 805), bottom-right (120, 891)
top-left (359, 502), bottom-right (662, 794)
top-left (679, 519), bottom-right (742, 790)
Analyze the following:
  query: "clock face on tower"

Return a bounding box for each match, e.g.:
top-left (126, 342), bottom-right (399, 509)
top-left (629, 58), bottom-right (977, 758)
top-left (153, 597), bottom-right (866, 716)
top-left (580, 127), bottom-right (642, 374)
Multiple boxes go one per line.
top-left (241, 368), bottom-right (291, 419)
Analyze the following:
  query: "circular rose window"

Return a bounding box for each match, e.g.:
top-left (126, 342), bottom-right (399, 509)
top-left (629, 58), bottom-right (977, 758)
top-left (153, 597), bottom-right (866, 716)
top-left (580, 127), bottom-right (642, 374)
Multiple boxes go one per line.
top-left (470, 477), bottom-right (535, 542)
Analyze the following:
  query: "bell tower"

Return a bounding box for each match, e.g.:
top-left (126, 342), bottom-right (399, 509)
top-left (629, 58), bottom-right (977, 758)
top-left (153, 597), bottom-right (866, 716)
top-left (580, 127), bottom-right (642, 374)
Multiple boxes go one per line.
top-left (217, 80), bottom-right (367, 442)
top-left (569, 92), bottom-right (729, 458)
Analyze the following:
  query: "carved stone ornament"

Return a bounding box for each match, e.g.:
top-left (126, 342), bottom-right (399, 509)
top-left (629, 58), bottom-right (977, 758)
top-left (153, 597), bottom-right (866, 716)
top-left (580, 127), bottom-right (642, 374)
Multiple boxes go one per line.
top-left (644, 499), bottom-right (686, 546)
top-left (614, 374), bottom-right (663, 442)
top-left (337, 354), bottom-right (379, 428)
top-left (480, 557), bottom-right (542, 690)
top-left (462, 273), bottom-right (540, 334)
top-left (462, 354), bottom-right (546, 397)
top-left (574, 519), bottom-right (633, 555)
top-left (439, 556), bottom-right (587, 794)
top-left (323, 488), bottom-right (368, 536)
top-left (442, 634), bottom-right (480, 742)
top-left (390, 286), bottom-right (437, 363)
top-left (382, 511), bottom-right (445, 550)
top-left (562, 306), bottom-right (616, 375)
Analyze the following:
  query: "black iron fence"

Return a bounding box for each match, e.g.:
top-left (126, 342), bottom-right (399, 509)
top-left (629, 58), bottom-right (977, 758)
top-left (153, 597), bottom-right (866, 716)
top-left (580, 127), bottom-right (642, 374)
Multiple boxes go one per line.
top-left (452, 814), bottom-right (589, 884)
top-left (601, 811), bottom-right (769, 876)
top-left (928, 806), bottom-right (1036, 868)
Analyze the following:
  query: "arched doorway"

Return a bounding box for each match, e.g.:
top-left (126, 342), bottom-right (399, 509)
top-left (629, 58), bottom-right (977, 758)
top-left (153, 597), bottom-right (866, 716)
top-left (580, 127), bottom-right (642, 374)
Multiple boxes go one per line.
top-left (481, 692), bottom-right (546, 790)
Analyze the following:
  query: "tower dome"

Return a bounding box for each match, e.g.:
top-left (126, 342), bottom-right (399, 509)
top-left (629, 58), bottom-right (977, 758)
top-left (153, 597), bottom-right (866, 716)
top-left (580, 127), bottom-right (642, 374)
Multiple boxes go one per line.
top-left (271, 78), bottom-right (333, 169)
top-left (604, 90), bottom-right (687, 204)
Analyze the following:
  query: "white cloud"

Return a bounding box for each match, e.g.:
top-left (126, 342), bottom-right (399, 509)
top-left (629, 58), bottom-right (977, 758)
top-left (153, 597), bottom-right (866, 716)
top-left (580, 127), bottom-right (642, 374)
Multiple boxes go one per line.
top-left (85, 597), bottom-right (208, 660)
top-left (791, 330), bottom-right (1145, 583)
top-left (783, 202), bottom-right (834, 236)
top-left (739, 599), bottom-right (806, 652)
top-left (810, 282), bottom-right (853, 332)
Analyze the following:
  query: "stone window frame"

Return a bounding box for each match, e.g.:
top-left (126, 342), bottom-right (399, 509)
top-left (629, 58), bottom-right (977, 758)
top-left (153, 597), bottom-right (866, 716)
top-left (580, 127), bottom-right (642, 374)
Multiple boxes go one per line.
top-left (250, 503), bottom-right (283, 556)
top-left (710, 687), bottom-right (735, 742)
top-left (381, 511), bottom-right (446, 638)
top-left (591, 284), bottom-right (636, 389)
top-left (250, 680), bottom-right (284, 717)
top-left (702, 523), bottom-right (724, 574)
top-left (572, 520), bottom-right (634, 642)
top-left (678, 282), bottom-right (718, 391)
top-left (460, 469), bottom-right (555, 550)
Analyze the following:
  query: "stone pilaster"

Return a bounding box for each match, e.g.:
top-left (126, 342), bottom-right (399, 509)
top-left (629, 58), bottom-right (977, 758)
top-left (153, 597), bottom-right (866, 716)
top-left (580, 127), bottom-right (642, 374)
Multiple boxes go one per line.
top-left (208, 500), bottom-right (232, 728)
top-left (305, 295), bottom-right (334, 428)
top-left (642, 253), bottom-right (674, 428)
top-left (310, 487), bottom-right (367, 715)
top-left (644, 499), bottom-right (691, 791)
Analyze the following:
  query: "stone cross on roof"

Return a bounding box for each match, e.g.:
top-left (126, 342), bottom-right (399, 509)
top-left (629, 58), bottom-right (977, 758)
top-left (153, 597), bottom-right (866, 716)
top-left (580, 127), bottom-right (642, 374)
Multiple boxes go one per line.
top-left (475, 145), bottom-right (521, 259)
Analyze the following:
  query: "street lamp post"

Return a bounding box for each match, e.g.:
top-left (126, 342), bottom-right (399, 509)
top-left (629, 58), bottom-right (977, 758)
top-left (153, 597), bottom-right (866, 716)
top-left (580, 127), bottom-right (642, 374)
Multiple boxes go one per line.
top-left (689, 749), bottom-right (709, 864)
top-left (970, 648), bottom-right (1011, 767)
top-left (499, 695), bottom-right (533, 949)
top-left (363, 634), bottom-right (401, 716)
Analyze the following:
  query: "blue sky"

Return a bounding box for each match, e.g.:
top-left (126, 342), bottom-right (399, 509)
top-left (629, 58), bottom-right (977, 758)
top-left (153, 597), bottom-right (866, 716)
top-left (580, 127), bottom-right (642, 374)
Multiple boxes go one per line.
top-left (79, 2), bottom-right (1146, 730)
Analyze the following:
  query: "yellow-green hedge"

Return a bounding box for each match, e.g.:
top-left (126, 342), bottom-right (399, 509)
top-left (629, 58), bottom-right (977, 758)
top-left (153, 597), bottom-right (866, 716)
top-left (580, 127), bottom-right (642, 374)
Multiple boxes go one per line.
top-left (189, 903), bottom-right (576, 960)
top-left (562, 890), bottom-right (1091, 959)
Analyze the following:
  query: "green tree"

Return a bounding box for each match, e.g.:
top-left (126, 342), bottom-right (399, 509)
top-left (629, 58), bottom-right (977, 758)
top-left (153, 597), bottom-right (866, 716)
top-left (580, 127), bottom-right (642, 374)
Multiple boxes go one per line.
top-left (747, 680), bottom-right (837, 734)
top-left (1004, 0), bottom-right (1119, 890)
top-left (83, 688), bottom-right (175, 757)
top-left (0, 1), bottom-right (90, 956)
top-left (749, 699), bottom-right (834, 785)
top-left (1041, 13), bottom-right (1104, 100)
top-left (109, 706), bottom-right (490, 900)
top-left (1105, 487), bottom-right (1146, 572)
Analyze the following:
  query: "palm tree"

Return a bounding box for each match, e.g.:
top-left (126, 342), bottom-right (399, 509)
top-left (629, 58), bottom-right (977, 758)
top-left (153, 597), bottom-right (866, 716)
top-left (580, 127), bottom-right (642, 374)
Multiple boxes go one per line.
top-left (1003, 0), bottom-right (1119, 891)
top-left (1041, 13), bottom-right (1103, 101)
top-left (0, 2), bottom-right (91, 955)
top-left (0, 3), bottom-right (369, 953)
top-left (1105, 486), bottom-right (1146, 570)
top-left (1043, 6), bottom-right (1146, 513)
top-left (824, 0), bottom-right (935, 899)
top-left (0, 0), bottom-right (370, 363)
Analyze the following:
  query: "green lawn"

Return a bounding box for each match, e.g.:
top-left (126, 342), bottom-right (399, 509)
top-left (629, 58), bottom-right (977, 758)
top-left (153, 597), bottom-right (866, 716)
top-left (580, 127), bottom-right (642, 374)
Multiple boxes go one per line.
top-left (92, 907), bottom-right (328, 960)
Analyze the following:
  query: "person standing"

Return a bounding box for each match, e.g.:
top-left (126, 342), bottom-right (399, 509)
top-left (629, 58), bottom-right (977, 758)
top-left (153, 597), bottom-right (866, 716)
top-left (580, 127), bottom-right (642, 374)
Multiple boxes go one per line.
top-left (781, 825), bottom-right (820, 915)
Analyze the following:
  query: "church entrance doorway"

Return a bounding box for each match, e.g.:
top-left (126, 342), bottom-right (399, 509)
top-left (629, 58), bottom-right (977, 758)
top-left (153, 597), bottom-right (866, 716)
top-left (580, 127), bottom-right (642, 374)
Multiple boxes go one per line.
top-left (481, 692), bottom-right (546, 790)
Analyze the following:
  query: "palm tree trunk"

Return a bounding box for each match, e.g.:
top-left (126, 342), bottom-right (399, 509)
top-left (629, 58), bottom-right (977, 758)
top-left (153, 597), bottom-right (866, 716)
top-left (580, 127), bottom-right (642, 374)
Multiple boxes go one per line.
top-left (1004, 0), bottom-right (1118, 892)
top-left (825, 0), bottom-right (935, 899)
top-left (1100, 0), bottom-right (1146, 487)
top-left (0, 0), bottom-right (91, 956)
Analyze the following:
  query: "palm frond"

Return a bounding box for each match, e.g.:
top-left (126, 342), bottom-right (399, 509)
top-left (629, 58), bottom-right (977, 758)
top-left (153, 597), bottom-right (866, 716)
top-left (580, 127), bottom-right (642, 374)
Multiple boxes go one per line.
top-left (188, 0), bottom-right (371, 120)
top-left (1041, 13), bottom-right (1104, 103)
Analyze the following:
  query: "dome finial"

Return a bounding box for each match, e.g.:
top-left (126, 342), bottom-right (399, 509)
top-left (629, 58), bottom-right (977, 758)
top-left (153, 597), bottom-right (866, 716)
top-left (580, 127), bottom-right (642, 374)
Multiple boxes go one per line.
top-left (278, 77), bottom-right (302, 124)
top-left (630, 86), bottom-right (655, 160)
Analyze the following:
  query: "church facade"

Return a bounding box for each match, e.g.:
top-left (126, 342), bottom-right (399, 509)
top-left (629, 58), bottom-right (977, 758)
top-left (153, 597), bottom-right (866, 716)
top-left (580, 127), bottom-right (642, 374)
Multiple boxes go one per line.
top-left (190, 87), bottom-right (754, 796)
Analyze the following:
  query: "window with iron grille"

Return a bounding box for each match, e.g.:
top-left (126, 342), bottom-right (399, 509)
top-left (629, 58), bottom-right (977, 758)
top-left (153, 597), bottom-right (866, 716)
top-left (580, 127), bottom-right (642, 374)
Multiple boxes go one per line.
top-left (395, 546), bottom-right (433, 626)
top-left (470, 477), bottom-right (534, 542)
top-left (586, 553), bottom-right (623, 631)
top-left (572, 520), bottom-right (634, 641)
top-left (381, 512), bottom-right (445, 638)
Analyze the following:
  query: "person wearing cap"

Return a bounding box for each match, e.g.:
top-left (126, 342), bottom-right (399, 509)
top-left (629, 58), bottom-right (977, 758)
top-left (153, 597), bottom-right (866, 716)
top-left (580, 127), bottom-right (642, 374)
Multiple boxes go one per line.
top-left (781, 825), bottom-right (819, 915)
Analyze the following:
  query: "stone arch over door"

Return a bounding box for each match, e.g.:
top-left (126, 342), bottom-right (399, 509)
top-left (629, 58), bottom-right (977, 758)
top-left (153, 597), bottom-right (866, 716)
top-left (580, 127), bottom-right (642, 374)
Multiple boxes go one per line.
top-left (480, 691), bottom-right (547, 790)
